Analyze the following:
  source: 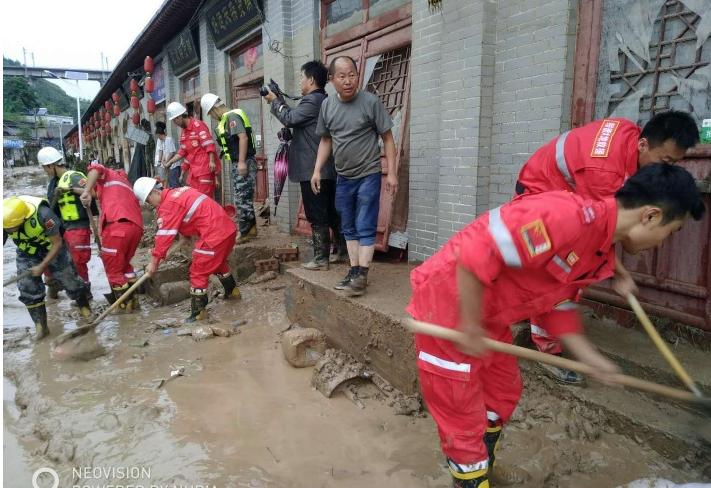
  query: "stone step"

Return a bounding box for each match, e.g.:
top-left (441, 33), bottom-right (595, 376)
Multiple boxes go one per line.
top-left (284, 262), bottom-right (711, 470)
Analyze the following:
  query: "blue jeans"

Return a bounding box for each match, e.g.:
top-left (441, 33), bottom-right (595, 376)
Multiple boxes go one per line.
top-left (168, 166), bottom-right (181, 188)
top-left (335, 173), bottom-right (381, 246)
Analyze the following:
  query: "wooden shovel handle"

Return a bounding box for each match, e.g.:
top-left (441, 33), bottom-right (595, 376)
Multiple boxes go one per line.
top-left (404, 318), bottom-right (706, 404)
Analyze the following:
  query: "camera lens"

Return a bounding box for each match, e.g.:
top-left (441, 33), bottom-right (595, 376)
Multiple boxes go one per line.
top-left (259, 86), bottom-right (269, 97)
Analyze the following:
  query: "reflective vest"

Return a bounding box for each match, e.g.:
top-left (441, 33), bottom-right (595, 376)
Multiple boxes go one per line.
top-left (216, 109), bottom-right (256, 161)
top-left (56, 170), bottom-right (89, 222)
top-left (8, 196), bottom-right (53, 255)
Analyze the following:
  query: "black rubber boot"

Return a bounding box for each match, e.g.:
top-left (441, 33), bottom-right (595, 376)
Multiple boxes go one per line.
top-left (108, 284), bottom-right (131, 314)
top-left (75, 292), bottom-right (93, 318)
top-left (27, 302), bottom-right (49, 340)
top-left (330, 231), bottom-right (348, 264)
top-left (185, 289), bottom-right (208, 323)
top-left (484, 421), bottom-right (503, 467)
top-left (46, 278), bottom-right (62, 299)
top-left (449, 458), bottom-right (490, 488)
top-left (126, 279), bottom-right (141, 311)
top-left (218, 273), bottom-right (241, 299)
top-left (302, 226), bottom-right (330, 270)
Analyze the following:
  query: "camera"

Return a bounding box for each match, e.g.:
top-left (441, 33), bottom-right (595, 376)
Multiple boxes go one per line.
top-left (259, 78), bottom-right (283, 98)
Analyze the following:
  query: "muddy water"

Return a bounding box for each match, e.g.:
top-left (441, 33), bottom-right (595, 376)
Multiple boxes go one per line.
top-left (3, 168), bottom-right (705, 488)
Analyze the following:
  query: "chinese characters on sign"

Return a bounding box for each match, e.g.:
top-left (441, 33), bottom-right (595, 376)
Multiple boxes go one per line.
top-left (207, 0), bottom-right (263, 49)
top-left (167, 28), bottom-right (200, 75)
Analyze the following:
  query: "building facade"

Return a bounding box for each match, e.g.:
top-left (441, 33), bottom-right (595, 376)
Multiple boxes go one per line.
top-left (67, 0), bottom-right (711, 330)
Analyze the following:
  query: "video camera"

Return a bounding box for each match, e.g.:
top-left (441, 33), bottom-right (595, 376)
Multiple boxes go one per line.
top-left (260, 78), bottom-right (300, 100)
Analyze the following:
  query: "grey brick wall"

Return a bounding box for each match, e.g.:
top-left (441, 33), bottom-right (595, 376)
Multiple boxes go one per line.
top-left (488, 0), bottom-right (577, 207)
top-left (408, 0), bottom-right (577, 261)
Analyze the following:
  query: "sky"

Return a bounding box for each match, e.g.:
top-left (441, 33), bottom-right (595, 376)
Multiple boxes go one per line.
top-left (2, 0), bottom-right (166, 100)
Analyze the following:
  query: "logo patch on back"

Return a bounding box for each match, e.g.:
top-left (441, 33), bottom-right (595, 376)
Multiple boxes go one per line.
top-left (590, 119), bottom-right (620, 158)
top-left (566, 251), bottom-right (579, 267)
top-left (520, 220), bottom-right (551, 257)
top-left (44, 218), bottom-right (55, 230)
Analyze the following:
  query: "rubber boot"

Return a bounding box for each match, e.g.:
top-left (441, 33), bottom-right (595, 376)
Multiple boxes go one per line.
top-left (27, 302), bottom-right (50, 340)
top-left (302, 226), bottom-right (330, 270)
top-left (218, 273), bottom-right (241, 300)
top-left (484, 420), bottom-right (503, 467)
top-left (126, 279), bottom-right (141, 311)
top-left (108, 284), bottom-right (131, 314)
top-left (329, 231), bottom-right (348, 264)
top-left (75, 292), bottom-right (92, 318)
top-left (185, 289), bottom-right (208, 323)
top-left (448, 459), bottom-right (490, 488)
top-left (46, 278), bottom-right (62, 299)
top-left (236, 220), bottom-right (258, 244)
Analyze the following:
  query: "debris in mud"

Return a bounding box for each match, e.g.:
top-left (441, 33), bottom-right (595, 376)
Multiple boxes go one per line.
top-left (282, 327), bottom-right (326, 368)
top-left (131, 339), bottom-right (150, 348)
top-left (250, 270), bottom-right (278, 284)
top-left (156, 366), bottom-right (185, 389)
top-left (264, 283), bottom-right (286, 291)
top-left (210, 325), bottom-right (232, 337)
top-left (312, 349), bottom-right (371, 398)
top-left (192, 325), bottom-right (214, 341)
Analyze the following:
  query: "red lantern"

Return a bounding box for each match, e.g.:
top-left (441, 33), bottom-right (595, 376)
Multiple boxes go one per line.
top-left (112, 92), bottom-right (120, 103)
top-left (104, 100), bottom-right (112, 111)
top-left (147, 98), bottom-right (156, 114)
top-left (130, 78), bottom-right (139, 92)
top-left (130, 96), bottom-right (139, 109)
top-left (113, 105), bottom-right (121, 117)
top-left (104, 112), bottom-right (111, 122)
top-left (144, 56), bottom-right (154, 74)
top-left (144, 77), bottom-right (154, 93)
top-left (132, 112), bottom-right (140, 125)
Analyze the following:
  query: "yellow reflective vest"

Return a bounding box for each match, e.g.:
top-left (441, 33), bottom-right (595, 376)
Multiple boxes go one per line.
top-left (8, 196), bottom-right (53, 255)
top-left (216, 109), bottom-right (256, 161)
top-left (56, 170), bottom-right (88, 222)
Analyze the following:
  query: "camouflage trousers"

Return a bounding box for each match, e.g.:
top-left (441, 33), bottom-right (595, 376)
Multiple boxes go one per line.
top-left (232, 157), bottom-right (257, 235)
top-left (16, 247), bottom-right (89, 306)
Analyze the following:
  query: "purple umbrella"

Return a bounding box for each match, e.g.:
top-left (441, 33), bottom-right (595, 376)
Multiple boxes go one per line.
top-left (273, 127), bottom-right (292, 215)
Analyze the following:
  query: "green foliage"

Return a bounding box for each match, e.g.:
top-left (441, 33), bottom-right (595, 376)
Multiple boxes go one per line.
top-left (3, 76), bottom-right (39, 114)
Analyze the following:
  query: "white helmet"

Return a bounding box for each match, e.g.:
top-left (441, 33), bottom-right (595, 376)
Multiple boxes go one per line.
top-left (200, 93), bottom-right (223, 118)
top-left (166, 101), bottom-right (187, 121)
top-left (133, 177), bottom-right (158, 204)
top-left (37, 146), bottom-right (64, 166)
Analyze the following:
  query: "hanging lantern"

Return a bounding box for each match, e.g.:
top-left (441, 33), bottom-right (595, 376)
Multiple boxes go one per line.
top-left (132, 112), bottom-right (140, 125)
top-left (130, 78), bottom-right (139, 92)
top-left (104, 112), bottom-right (111, 122)
top-left (130, 96), bottom-right (139, 109)
top-left (113, 105), bottom-right (121, 117)
top-left (112, 92), bottom-right (120, 103)
top-left (144, 77), bottom-right (154, 93)
top-left (147, 98), bottom-right (156, 114)
top-left (144, 56), bottom-right (154, 74)
top-left (104, 100), bottom-right (112, 111)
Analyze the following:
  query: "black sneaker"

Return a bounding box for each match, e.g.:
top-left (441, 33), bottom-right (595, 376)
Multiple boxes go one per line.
top-left (344, 274), bottom-right (367, 297)
top-left (334, 268), bottom-right (358, 290)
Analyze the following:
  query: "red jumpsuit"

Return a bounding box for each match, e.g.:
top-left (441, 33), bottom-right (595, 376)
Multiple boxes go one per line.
top-left (177, 118), bottom-right (221, 197)
top-left (152, 187), bottom-right (236, 289)
top-left (406, 191), bottom-right (616, 468)
top-left (516, 118), bottom-right (640, 353)
top-left (88, 163), bottom-right (144, 287)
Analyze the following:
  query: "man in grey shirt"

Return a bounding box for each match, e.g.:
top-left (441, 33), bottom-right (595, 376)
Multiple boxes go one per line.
top-left (312, 56), bottom-right (398, 297)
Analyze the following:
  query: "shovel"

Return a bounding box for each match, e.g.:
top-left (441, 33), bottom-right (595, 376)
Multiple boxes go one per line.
top-left (404, 318), bottom-right (711, 407)
top-left (52, 272), bottom-right (151, 347)
top-left (3, 270), bottom-right (32, 287)
top-left (627, 294), bottom-right (707, 400)
top-left (84, 204), bottom-right (102, 251)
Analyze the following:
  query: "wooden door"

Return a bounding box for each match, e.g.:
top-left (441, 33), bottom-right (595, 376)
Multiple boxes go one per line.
top-left (233, 85), bottom-right (268, 204)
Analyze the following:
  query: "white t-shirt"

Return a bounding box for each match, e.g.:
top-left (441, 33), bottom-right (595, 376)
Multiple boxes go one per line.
top-left (155, 136), bottom-right (177, 168)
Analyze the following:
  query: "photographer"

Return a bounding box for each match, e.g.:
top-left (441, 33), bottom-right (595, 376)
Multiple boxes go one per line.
top-left (264, 61), bottom-right (344, 270)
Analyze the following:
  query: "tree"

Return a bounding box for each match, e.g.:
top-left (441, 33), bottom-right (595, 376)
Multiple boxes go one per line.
top-left (3, 76), bottom-right (38, 114)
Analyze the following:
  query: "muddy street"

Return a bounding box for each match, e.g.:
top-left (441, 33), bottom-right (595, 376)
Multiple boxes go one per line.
top-left (3, 168), bottom-right (708, 488)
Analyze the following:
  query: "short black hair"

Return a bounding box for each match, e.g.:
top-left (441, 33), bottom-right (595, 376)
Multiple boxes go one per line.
top-left (328, 56), bottom-right (358, 76)
top-left (640, 110), bottom-right (699, 150)
top-left (155, 121), bottom-right (166, 135)
top-left (616, 163), bottom-right (705, 223)
top-left (301, 60), bottom-right (328, 89)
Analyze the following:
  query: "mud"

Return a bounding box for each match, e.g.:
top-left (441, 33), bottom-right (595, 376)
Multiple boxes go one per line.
top-left (4, 168), bottom-right (709, 487)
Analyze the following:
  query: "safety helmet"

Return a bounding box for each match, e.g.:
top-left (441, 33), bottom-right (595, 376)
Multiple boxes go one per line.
top-left (3, 197), bottom-right (33, 229)
top-left (200, 93), bottom-right (223, 118)
top-left (37, 146), bottom-right (64, 166)
top-left (133, 177), bottom-right (158, 204)
top-left (166, 102), bottom-right (188, 121)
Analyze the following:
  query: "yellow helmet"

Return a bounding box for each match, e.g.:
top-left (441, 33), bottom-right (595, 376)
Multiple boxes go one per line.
top-left (3, 197), bottom-right (33, 229)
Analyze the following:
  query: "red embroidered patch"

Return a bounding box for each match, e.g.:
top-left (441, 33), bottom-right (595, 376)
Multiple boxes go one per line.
top-left (520, 220), bottom-right (552, 257)
top-left (229, 120), bottom-right (237, 129)
top-left (45, 218), bottom-right (56, 230)
top-left (78, 178), bottom-right (87, 187)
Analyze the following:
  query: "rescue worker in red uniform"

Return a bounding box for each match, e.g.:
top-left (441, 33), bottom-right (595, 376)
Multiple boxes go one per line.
top-left (516, 110), bottom-right (699, 383)
top-left (133, 177), bottom-right (241, 323)
top-left (80, 161), bottom-right (144, 312)
top-left (163, 102), bottom-right (221, 198)
top-left (406, 164), bottom-right (705, 488)
top-left (38, 146), bottom-right (96, 286)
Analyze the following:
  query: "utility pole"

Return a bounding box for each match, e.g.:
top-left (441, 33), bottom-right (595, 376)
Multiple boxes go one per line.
top-left (22, 47), bottom-right (28, 78)
top-left (31, 52), bottom-right (35, 67)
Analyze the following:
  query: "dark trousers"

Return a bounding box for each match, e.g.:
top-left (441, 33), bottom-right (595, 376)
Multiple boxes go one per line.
top-left (300, 180), bottom-right (338, 229)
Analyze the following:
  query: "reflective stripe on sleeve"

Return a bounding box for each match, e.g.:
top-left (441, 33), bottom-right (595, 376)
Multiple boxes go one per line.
top-left (555, 131), bottom-right (575, 189)
top-left (487, 207), bottom-right (522, 267)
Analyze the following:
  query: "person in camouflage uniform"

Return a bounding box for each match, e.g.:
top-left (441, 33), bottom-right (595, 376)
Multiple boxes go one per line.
top-left (201, 93), bottom-right (258, 243)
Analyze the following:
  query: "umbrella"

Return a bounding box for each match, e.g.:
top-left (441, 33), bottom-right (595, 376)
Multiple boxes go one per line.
top-left (273, 127), bottom-right (292, 215)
